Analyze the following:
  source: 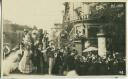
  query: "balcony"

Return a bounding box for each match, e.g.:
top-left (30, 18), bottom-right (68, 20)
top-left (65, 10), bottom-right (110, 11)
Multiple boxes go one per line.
top-left (70, 14), bottom-right (99, 24)
top-left (69, 34), bottom-right (87, 41)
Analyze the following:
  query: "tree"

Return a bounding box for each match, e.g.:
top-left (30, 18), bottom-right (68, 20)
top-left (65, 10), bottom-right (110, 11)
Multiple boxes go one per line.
top-left (90, 2), bottom-right (126, 55)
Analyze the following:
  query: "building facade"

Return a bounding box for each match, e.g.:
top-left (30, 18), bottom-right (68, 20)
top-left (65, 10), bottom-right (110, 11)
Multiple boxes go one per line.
top-left (59, 2), bottom-right (107, 57)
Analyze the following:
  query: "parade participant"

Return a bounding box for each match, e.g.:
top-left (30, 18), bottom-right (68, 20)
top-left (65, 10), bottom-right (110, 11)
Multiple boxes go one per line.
top-left (47, 43), bottom-right (55, 75)
top-left (58, 49), bottom-right (64, 75)
top-left (18, 29), bottom-right (33, 74)
top-left (53, 48), bottom-right (64, 75)
top-left (30, 27), bottom-right (40, 73)
top-left (35, 43), bottom-right (44, 73)
top-left (34, 29), bottom-right (45, 73)
top-left (39, 44), bottom-right (45, 73)
top-left (35, 29), bottom-right (45, 73)
top-left (52, 49), bottom-right (59, 74)
top-left (63, 49), bottom-right (70, 75)
top-left (41, 46), bottom-right (50, 74)
top-left (67, 49), bottom-right (78, 71)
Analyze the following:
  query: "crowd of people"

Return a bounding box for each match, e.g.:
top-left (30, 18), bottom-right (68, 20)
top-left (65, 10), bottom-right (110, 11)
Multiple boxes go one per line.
top-left (75, 51), bottom-right (126, 75)
top-left (3, 27), bottom-right (126, 76)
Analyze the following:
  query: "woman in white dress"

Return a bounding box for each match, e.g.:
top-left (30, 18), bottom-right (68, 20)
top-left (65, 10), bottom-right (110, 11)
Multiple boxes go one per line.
top-left (18, 30), bottom-right (33, 74)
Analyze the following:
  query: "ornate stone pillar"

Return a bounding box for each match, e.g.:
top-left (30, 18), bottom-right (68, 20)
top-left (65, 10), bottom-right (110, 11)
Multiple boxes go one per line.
top-left (74, 40), bottom-right (82, 55)
top-left (97, 29), bottom-right (107, 58)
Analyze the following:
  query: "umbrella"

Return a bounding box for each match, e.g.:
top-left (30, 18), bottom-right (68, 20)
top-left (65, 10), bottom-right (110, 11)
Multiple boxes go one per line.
top-left (83, 47), bottom-right (98, 52)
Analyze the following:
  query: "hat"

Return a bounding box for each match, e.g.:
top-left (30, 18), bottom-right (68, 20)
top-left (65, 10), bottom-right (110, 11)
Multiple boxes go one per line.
top-left (24, 29), bottom-right (28, 32)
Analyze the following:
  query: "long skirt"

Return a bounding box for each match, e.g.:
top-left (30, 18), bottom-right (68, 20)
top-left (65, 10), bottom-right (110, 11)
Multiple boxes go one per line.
top-left (18, 50), bottom-right (33, 74)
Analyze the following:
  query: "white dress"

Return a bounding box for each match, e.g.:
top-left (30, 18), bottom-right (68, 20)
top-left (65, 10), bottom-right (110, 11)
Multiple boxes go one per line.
top-left (18, 49), bottom-right (33, 73)
top-left (18, 34), bottom-right (33, 73)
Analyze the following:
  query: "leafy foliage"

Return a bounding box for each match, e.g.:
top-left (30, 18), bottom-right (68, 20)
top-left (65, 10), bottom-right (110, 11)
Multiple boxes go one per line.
top-left (90, 3), bottom-right (126, 54)
top-left (3, 20), bottom-right (32, 48)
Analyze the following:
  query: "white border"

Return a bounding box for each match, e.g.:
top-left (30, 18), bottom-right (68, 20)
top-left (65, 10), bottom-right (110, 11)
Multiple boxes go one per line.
top-left (1, 0), bottom-right (128, 79)
top-left (1, 0), bottom-right (2, 78)
top-left (61, 0), bottom-right (127, 2)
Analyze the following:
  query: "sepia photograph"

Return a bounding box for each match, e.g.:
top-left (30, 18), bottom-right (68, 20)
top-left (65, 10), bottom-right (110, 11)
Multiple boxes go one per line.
top-left (2, 0), bottom-right (126, 78)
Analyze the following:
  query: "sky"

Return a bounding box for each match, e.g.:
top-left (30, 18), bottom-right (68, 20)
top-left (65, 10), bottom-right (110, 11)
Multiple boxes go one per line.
top-left (3, 0), bottom-right (64, 31)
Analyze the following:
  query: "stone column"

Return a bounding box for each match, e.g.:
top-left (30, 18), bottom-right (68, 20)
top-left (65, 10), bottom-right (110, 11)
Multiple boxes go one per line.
top-left (97, 32), bottom-right (107, 58)
top-left (74, 40), bottom-right (82, 55)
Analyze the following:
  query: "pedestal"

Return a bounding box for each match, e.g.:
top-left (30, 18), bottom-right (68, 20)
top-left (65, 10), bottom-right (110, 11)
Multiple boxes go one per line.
top-left (74, 40), bottom-right (82, 55)
top-left (97, 33), bottom-right (107, 58)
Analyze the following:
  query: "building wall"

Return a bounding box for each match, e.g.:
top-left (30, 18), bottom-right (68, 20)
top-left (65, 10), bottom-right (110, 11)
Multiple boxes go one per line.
top-left (61, 2), bottom-right (102, 53)
top-left (68, 22), bottom-right (100, 53)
